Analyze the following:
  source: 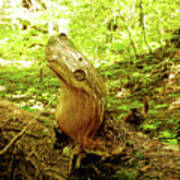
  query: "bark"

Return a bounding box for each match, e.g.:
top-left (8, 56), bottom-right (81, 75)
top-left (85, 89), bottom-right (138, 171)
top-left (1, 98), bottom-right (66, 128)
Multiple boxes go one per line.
top-left (0, 99), bottom-right (69, 179)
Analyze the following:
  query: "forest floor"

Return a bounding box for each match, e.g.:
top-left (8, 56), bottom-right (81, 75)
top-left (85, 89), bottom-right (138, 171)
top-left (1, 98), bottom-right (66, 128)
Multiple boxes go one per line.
top-left (0, 52), bottom-right (180, 179)
top-left (0, 55), bottom-right (179, 149)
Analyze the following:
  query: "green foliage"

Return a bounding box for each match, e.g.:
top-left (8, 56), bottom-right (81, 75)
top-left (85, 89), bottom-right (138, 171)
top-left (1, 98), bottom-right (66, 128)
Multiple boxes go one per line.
top-left (60, 0), bottom-right (180, 63)
top-left (159, 130), bottom-right (175, 139)
top-left (1, 0), bottom-right (179, 64)
top-left (163, 139), bottom-right (178, 146)
top-left (0, 65), bottom-right (59, 112)
top-left (148, 109), bottom-right (158, 115)
top-left (117, 104), bottom-right (130, 111)
top-left (0, 0), bottom-right (179, 148)
top-left (142, 124), bottom-right (157, 131)
top-left (159, 131), bottom-right (178, 145)
top-left (142, 122), bottom-right (161, 131)
top-left (168, 93), bottom-right (180, 97)
top-left (154, 104), bottom-right (168, 109)
top-left (22, 106), bottom-right (34, 113)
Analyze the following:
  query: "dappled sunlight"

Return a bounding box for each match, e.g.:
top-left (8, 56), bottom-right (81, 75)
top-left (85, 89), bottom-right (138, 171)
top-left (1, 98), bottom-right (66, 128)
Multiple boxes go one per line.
top-left (0, 58), bottom-right (33, 68)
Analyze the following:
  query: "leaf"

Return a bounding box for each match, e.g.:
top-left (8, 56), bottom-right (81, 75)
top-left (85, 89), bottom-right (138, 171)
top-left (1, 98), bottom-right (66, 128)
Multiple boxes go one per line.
top-left (164, 139), bottom-right (178, 145)
top-left (143, 65), bottom-right (154, 71)
top-left (159, 131), bottom-right (174, 139)
top-left (168, 93), bottom-right (180, 97)
top-left (154, 104), bottom-right (168, 109)
top-left (149, 110), bottom-right (158, 115)
top-left (117, 104), bottom-right (130, 111)
top-left (142, 124), bottom-right (158, 130)
top-left (132, 72), bottom-right (142, 78)
top-left (22, 106), bottom-right (34, 113)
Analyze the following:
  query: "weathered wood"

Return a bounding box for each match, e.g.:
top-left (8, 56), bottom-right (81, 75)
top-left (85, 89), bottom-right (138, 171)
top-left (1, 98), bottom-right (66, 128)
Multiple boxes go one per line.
top-left (0, 99), bottom-right (69, 179)
top-left (46, 33), bottom-right (106, 150)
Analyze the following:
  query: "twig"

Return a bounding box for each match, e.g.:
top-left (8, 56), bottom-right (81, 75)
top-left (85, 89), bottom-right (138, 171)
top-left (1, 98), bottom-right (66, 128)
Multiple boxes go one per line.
top-left (0, 96), bottom-right (56, 155)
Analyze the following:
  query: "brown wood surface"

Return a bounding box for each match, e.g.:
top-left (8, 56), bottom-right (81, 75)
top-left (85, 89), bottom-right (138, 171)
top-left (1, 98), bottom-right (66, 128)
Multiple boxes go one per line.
top-left (46, 33), bottom-right (106, 150)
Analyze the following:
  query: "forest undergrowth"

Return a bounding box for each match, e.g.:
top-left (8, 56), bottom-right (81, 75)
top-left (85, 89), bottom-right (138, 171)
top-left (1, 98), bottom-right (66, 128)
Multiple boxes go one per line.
top-left (0, 50), bottom-right (179, 150)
